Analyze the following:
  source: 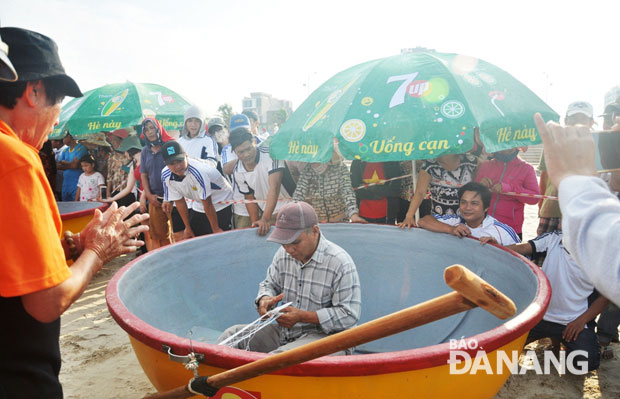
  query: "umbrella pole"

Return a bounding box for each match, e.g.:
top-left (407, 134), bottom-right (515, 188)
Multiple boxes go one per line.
top-left (411, 160), bottom-right (419, 222)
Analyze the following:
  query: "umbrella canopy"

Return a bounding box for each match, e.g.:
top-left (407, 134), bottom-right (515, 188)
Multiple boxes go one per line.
top-left (270, 49), bottom-right (559, 162)
top-left (50, 82), bottom-right (192, 139)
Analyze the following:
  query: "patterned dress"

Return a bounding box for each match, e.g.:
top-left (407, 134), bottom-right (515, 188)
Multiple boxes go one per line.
top-left (421, 154), bottom-right (477, 215)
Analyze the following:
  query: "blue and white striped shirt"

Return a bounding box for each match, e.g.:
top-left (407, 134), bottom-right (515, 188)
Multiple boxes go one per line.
top-left (435, 213), bottom-right (520, 245)
top-left (161, 158), bottom-right (232, 212)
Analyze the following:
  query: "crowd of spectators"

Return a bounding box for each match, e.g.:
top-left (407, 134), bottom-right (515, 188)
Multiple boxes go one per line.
top-left (43, 89), bottom-right (620, 374)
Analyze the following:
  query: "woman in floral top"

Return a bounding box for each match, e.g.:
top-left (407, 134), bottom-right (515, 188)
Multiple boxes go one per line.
top-left (399, 153), bottom-right (478, 228)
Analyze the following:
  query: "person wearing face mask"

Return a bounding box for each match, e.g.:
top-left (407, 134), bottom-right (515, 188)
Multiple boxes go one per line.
top-left (206, 116), bottom-right (229, 157)
top-left (475, 146), bottom-right (539, 239)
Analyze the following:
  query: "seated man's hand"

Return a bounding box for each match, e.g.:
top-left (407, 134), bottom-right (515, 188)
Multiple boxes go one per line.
top-left (276, 306), bottom-right (304, 329)
top-left (479, 236), bottom-right (498, 245)
top-left (253, 218), bottom-right (271, 236)
top-left (451, 224), bottom-right (471, 238)
top-left (562, 319), bottom-right (586, 342)
top-left (257, 293), bottom-right (284, 316)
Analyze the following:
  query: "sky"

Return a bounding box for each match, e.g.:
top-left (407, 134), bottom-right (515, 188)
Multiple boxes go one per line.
top-left (3, 0), bottom-right (619, 125)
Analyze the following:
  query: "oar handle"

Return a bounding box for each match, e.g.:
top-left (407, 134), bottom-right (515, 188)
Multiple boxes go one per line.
top-left (144, 264), bottom-right (516, 399)
top-left (444, 264), bottom-right (516, 319)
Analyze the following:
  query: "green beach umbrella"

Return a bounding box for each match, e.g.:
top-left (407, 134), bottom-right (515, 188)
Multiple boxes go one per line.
top-left (270, 49), bottom-right (559, 162)
top-left (50, 82), bottom-right (192, 139)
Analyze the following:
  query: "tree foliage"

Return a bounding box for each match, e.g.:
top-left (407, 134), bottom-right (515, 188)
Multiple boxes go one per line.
top-left (275, 108), bottom-right (288, 126)
top-left (218, 103), bottom-right (234, 128)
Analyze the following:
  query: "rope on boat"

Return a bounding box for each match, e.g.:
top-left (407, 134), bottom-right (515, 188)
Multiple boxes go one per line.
top-left (209, 174), bottom-right (557, 206)
top-left (218, 302), bottom-right (293, 349)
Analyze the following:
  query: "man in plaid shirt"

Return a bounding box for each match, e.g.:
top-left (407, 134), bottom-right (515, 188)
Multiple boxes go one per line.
top-left (218, 201), bottom-right (361, 354)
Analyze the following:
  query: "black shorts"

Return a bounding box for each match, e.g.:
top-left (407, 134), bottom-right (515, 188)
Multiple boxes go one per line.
top-left (189, 206), bottom-right (233, 236)
top-left (111, 191), bottom-right (136, 208)
top-left (170, 206), bottom-right (185, 233)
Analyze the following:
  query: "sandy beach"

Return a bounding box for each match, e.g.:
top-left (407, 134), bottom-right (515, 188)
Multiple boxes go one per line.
top-left (59, 204), bottom-right (620, 398)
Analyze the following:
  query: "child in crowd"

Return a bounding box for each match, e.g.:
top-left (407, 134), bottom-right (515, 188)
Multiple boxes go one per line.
top-left (75, 154), bottom-right (105, 202)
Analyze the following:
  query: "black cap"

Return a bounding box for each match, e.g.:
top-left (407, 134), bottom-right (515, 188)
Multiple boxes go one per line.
top-left (162, 141), bottom-right (186, 164)
top-left (0, 31), bottom-right (17, 81)
top-left (0, 27), bottom-right (82, 97)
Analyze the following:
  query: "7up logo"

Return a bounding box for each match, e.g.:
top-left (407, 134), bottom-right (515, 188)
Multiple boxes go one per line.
top-left (407, 80), bottom-right (430, 98)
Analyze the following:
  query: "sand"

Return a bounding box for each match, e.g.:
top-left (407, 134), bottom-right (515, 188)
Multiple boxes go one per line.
top-left (59, 204), bottom-right (620, 398)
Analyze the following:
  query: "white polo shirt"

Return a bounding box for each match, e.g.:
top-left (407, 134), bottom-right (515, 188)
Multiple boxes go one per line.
top-left (222, 137), bottom-right (262, 217)
top-left (530, 231), bottom-right (595, 325)
top-left (162, 158), bottom-right (233, 213)
top-left (177, 132), bottom-right (219, 168)
top-left (435, 213), bottom-right (520, 246)
top-left (232, 145), bottom-right (291, 212)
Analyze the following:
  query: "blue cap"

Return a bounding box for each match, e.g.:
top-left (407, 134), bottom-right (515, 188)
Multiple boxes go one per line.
top-left (229, 114), bottom-right (251, 132)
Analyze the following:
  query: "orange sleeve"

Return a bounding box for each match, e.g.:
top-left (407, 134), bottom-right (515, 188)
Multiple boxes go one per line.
top-left (0, 144), bottom-right (70, 297)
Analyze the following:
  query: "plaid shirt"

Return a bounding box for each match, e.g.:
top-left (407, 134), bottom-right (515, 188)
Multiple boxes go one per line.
top-left (292, 162), bottom-right (358, 222)
top-left (256, 234), bottom-right (361, 344)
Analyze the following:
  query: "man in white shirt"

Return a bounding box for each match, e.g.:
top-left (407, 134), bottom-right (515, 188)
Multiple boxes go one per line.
top-left (506, 231), bottom-right (608, 372)
top-left (230, 127), bottom-right (295, 235)
top-left (161, 141), bottom-right (233, 238)
top-left (220, 114), bottom-right (264, 229)
top-left (418, 182), bottom-right (520, 245)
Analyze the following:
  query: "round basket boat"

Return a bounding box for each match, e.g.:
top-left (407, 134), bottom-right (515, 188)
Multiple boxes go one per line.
top-left (57, 201), bottom-right (107, 236)
top-left (106, 224), bottom-right (550, 399)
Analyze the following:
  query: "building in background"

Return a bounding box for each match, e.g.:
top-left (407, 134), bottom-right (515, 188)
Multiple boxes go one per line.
top-left (242, 92), bottom-right (293, 132)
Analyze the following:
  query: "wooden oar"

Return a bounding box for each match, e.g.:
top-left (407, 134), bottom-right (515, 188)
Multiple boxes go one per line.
top-left (144, 264), bottom-right (516, 399)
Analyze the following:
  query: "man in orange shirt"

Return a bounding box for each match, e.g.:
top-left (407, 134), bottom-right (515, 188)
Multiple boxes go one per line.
top-left (0, 27), bottom-right (149, 398)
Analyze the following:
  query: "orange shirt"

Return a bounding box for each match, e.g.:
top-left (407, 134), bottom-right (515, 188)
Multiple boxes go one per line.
top-left (0, 120), bottom-right (70, 297)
